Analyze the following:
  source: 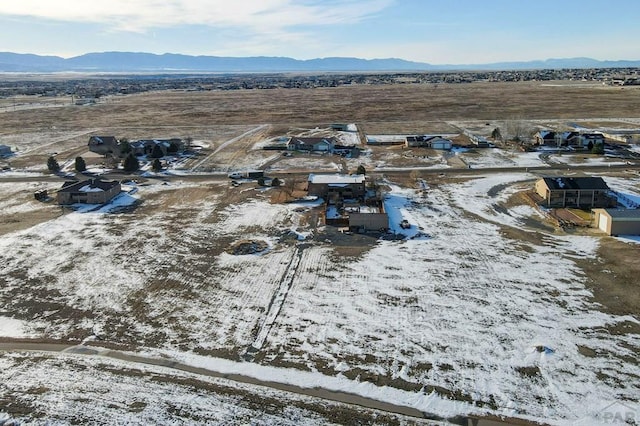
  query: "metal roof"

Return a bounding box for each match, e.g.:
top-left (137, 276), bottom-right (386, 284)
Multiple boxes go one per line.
top-left (308, 174), bottom-right (365, 184)
top-left (598, 209), bottom-right (640, 220)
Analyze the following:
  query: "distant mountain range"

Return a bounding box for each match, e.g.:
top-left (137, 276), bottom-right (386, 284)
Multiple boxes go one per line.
top-left (0, 52), bottom-right (639, 73)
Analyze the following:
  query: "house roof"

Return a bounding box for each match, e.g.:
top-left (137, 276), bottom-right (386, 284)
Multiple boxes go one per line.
top-left (536, 130), bottom-right (556, 139)
top-left (134, 139), bottom-right (173, 147)
top-left (308, 174), bottom-right (365, 184)
top-left (290, 137), bottom-right (335, 145)
top-left (541, 177), bottom-right (609, 191)
top-left (89, 136), bottom-right (117, 145)
top-left (581, 133), bottom-right (605, 140)
top-left (59, 178), bottom-right (120, 193)
top-left (595, 208), bottom-right (640, 220)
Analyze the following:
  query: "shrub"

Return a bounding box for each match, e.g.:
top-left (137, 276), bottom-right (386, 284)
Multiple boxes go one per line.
top-left (123, 153), bottom-right (140, 172)
top-left (47, 156), bottom-right (60, 173)
top-left (74, 156), bottom-right (87, 172)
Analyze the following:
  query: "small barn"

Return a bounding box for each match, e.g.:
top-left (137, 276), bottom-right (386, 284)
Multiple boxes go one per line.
top-left (592, 209), bottom-right (640, 236)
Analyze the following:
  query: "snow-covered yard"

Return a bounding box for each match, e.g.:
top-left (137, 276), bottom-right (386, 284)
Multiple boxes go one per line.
top-left (0, 174), bottom-right (638, 425)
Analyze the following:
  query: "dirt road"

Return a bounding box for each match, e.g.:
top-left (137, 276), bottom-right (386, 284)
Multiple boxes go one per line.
top-left (0, 340), bottom-right (536, 425)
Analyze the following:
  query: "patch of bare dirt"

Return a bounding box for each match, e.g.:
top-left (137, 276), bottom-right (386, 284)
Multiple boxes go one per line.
top-left (227, 239), bottom-right (269, 255)
top-left (577, 238), bottom-right (640, 318)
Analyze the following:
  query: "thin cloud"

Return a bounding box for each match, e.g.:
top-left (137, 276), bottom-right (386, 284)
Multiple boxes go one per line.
top-left (0, 0), bottom-right (393, 32)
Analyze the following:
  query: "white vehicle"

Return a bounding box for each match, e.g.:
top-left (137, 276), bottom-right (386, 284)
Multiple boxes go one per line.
top-left (227, 170), bottom-right (264, 179)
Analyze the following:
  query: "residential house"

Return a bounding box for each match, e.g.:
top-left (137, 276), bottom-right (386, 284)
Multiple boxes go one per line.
top-left (332, 144), bottom-right (360, 158)
top-left (405, 135), bottom-right (453, 150)
top-left (57, 178), bottom-right (121, 205)
top-left (534, 130), bottom-right (557, 146)
top-left (307, 174), bottom-right (366, 199)
top-left (464, 130), bottom-right (491, 147)
top-left (287, 137), bottom-right (335, 153)
top-left (560, 131), bottom-right (580, 147)
top-left (592, 208), bottom-right (640, 236)
top-left (0, 144), bottom-right (12, 157)
top-left (331, 124), bottom-right (349, 131)
top-left (365, 135), bottom-right (405, 145)
top-left (535, 177), bottom-right (614, 208)
top-left (131, 139), bottom-right (183, 157)
top-left (88, 136), bottom-right (119, 155)
top-left (578, 133), bottom-right (605, 149)
top-left (316, 177), bottom-right (388, 231)
top-left (348, 201), bottom-right (389, 231)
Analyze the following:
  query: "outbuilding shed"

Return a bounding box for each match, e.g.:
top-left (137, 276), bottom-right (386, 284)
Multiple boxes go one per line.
top-left (592, 208), bottom-right (640, 236)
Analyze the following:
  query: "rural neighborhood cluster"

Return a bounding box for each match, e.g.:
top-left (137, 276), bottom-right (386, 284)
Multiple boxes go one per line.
top-left (0, 74), bottom-right (639, 426)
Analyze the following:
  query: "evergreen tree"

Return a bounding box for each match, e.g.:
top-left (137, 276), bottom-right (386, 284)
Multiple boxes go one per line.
top-left (271, 178), bottom-right (282, 187)
top-left (356, 164), bottom-right (366, 175)
top-left (119, 139), bottom-right (131, 155)
top-left (74, 156), bottom-right (87, 172)
top-left (123, 153), bottom-right (140, 172)
top-left (150, 144), bottom-right (164, 159)
top-left (168, 141), bottom-right (180, 153)
top-left (591, 143), bottom-right (604, 155)
top-left (47, 156), bottom-right (60, 173)
top-left (151, 158), bottom-right (162, 172)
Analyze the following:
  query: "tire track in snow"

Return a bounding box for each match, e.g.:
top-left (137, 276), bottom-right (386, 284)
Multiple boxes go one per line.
top-left (244, 245), bottom-right (305, 359)
top-left (190, 124), bottom-right (268, 172)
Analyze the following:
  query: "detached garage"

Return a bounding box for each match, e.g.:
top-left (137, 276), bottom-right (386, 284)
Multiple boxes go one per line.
top-left (592, 209), bottom-right (640, 236)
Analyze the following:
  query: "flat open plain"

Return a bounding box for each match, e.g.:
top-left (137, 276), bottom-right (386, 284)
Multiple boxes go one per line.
top-left (0, 80), bottom-right (639, 425)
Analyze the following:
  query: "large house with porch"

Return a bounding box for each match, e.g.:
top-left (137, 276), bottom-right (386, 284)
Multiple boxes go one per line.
top-left (535, 177), bottom-right (614, 208)
top-left (307, 174), bottom-right (388, 232)
top-left (307, 174), bottom-right (366, 199)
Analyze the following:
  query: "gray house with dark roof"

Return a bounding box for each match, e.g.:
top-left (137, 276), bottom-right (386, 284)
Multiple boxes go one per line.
top-left (535, 177), bottom-right (614, 208)
top-left (88, 136), bottom-right (119, 156)
top-left (57, 178), bottom-right (121, 205)
top-left (287, 137), bottom-right (335, 152)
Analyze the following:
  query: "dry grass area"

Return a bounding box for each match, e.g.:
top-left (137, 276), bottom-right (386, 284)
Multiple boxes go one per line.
top-left (1, 82), bottom-right (639, 134)
top-left (1, 80), bottom-right (639, 423)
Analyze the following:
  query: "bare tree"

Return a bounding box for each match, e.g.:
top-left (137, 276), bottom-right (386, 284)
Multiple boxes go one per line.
top-left (185, 136), bottom-right (193, 150)
top-left (504, 119), bottom-right (531, 142)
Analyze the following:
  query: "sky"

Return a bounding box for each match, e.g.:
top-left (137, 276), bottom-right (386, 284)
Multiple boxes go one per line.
top-left (1, 0), bottom-right (639, 64)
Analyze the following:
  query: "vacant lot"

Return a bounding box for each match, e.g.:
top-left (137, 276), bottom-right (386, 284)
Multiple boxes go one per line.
top-left (1, 80), bottom-right (639, 424)
top-left (1, 82), bottom-right (639, 133)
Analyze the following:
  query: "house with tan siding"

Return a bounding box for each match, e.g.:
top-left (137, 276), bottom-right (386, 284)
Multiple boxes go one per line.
top-left (57, 178), bottom-right (121, 205)
top-left (535, 177), bottom-right (614, 208)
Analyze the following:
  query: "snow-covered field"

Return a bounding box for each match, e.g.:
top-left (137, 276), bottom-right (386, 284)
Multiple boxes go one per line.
top-left (464, 149), bottom-right (547, 168)
top-left (0, 351), bottom-right (418, 425)
top-left (0, 173), bottom-right (638, 425)
top-left (547, 153), bottom-right (628, 167)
